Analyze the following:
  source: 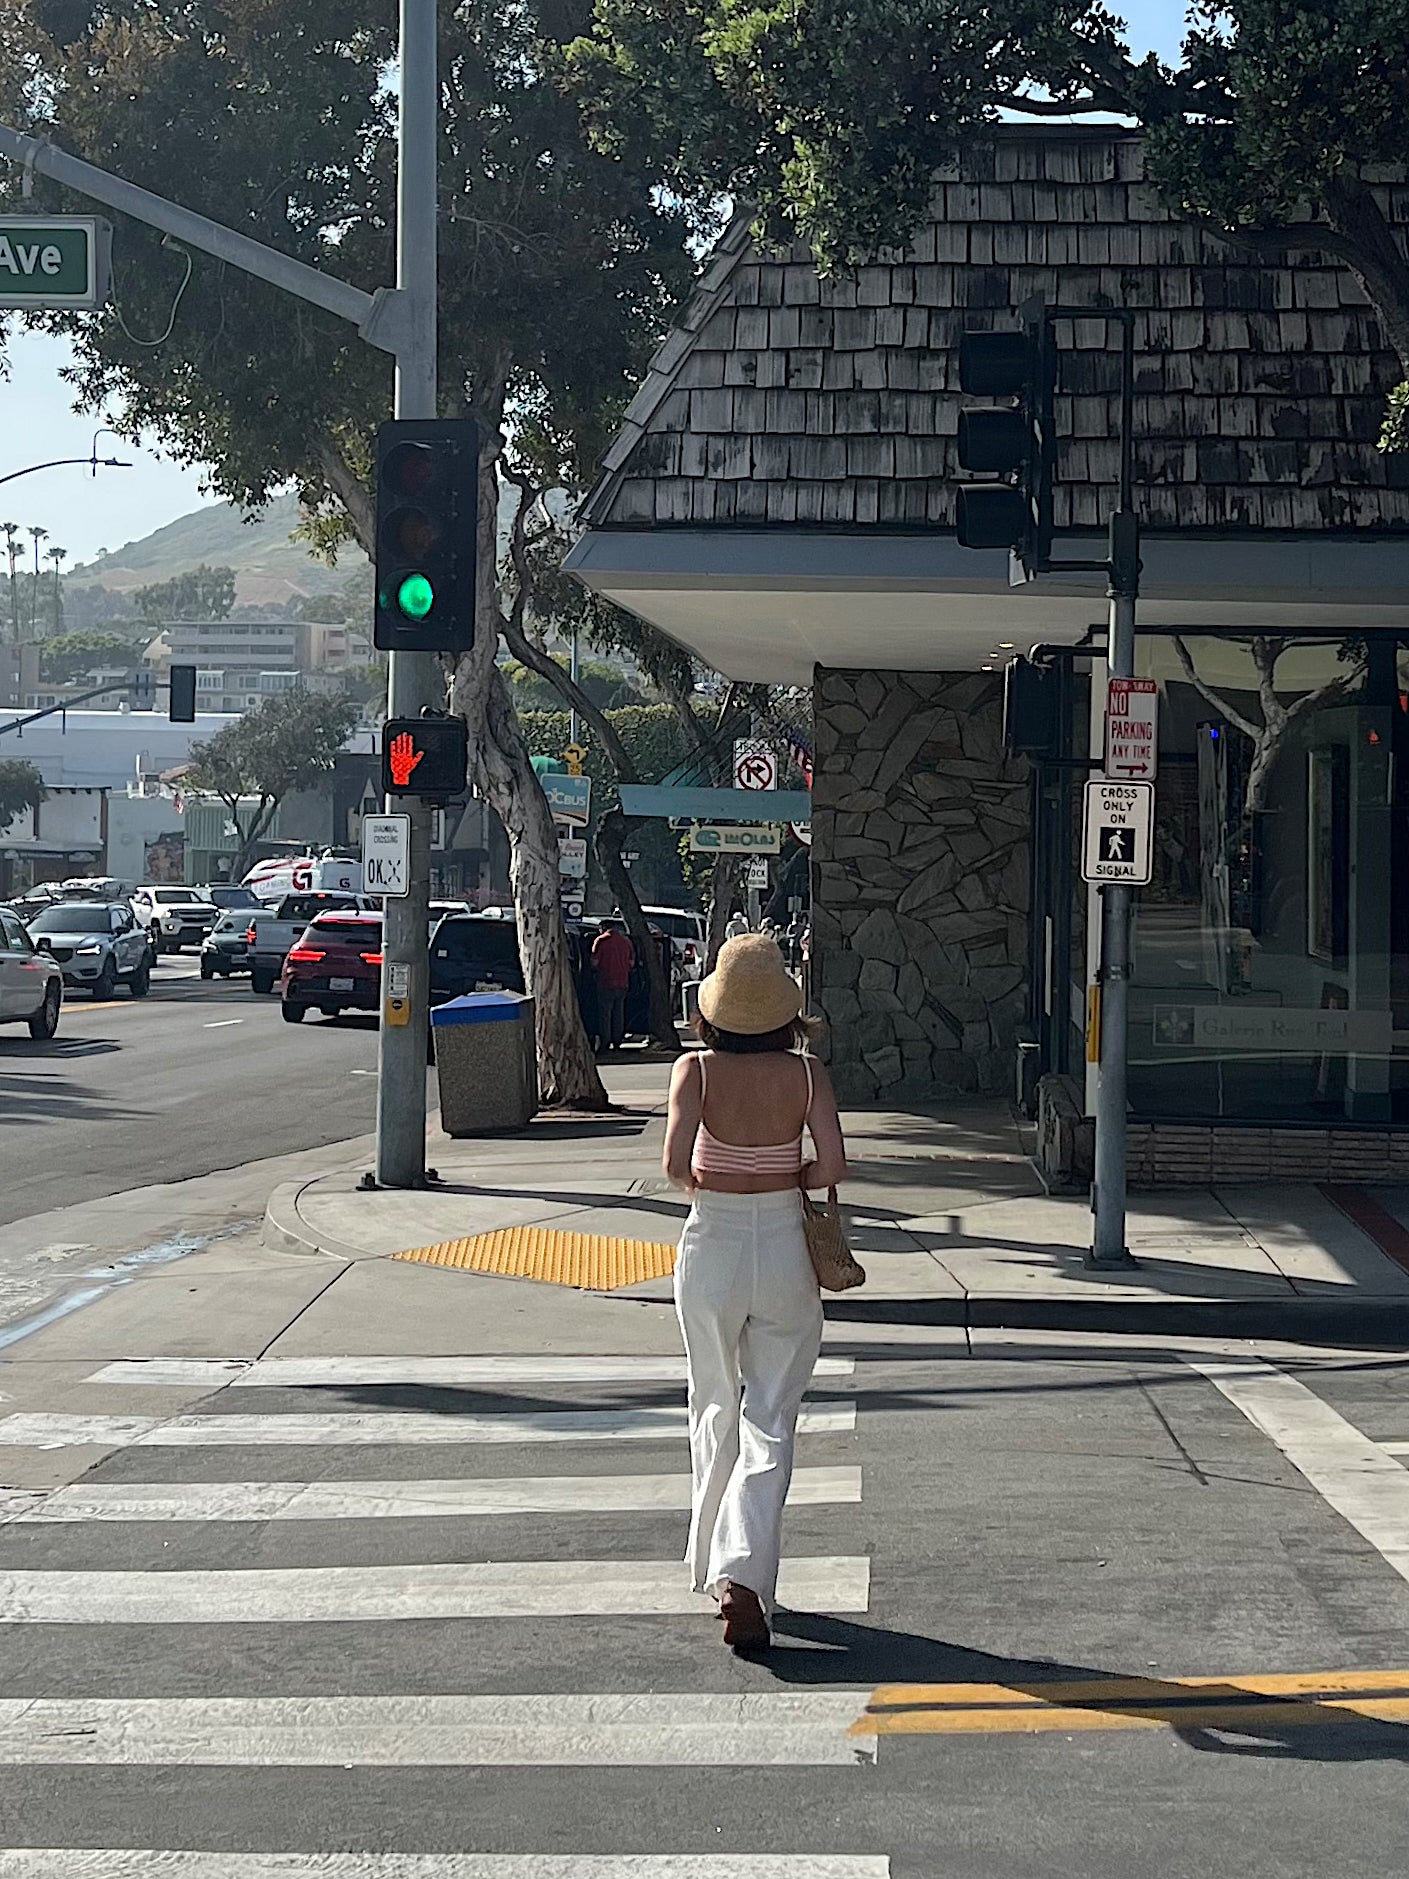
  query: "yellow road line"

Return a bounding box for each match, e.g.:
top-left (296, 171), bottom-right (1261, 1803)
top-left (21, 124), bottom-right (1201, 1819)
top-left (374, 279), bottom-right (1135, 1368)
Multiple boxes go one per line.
top-left (395, 1225), bottom-right (677, 1290)
top-left (849, 1670), bottom-right (1409, 1737)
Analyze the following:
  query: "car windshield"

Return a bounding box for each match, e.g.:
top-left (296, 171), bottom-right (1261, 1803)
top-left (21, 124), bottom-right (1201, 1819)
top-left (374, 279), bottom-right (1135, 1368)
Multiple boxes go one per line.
top-left (434, 921), bottom-right (521, 971)
top-left (279, 894), bottom-right (358, 922)
top-left (206, 887), bottom-right (257, 909)
top-left (644, 910), bottom-right (699, 940)
top-left (213, 914), bottom-right (248, 935)
top-left (305, 921), bottom-right (382, 948)
top-left (29, 907), bottom-right (108, 934)
top-left (151, 889), bottom-right (197, 904)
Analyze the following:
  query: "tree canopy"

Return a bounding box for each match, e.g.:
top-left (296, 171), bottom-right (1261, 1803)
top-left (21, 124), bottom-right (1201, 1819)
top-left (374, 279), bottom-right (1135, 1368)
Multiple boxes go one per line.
top-left (181, 687), bottom-right (357, 877)
top-left (38, 629), bottom-right (144, 685)
top-left (0, 758), bottom-right (45, 834)
top-left (134, 566), bottom-right (236, 625)
top-left (568, 0), bottom-right (1409, 441)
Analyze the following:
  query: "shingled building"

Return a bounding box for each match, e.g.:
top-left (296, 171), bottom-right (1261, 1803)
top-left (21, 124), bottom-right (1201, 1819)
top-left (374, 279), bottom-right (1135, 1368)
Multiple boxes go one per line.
top-left (567, 126), bottom-right (1409, 1180)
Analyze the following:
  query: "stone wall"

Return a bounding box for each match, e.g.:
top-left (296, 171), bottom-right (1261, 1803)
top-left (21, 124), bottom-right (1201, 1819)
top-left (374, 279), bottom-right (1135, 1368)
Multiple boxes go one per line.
top-left (812, 667), bottom-right (1029, 1104)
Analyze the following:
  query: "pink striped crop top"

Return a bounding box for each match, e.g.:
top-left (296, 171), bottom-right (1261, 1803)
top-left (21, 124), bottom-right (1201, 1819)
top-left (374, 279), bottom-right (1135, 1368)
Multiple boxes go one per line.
top-left (691, 1051), bottom-right (813, 1177)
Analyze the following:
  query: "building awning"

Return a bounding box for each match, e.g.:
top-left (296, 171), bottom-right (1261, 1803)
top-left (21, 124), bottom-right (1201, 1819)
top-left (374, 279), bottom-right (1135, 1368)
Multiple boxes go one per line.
top-left (564, 529), bottom-right (1409, 685)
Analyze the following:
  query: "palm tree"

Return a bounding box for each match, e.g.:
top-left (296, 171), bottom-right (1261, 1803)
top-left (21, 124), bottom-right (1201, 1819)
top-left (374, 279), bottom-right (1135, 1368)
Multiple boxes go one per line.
top-left (46, 546), bottom-right (67, 637)
top-left (2, 523), bottom-right (19, 644)
top-left (27, 527), bottom-right (48, 639)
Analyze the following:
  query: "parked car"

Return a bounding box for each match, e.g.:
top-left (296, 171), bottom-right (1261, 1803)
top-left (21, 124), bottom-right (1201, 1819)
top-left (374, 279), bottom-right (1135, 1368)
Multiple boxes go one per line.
top-left (200, 912), bottom-right (253, 979)
top-left (279, 911), bottom-right (383, 1023)
top-left (246, 891), bottom-right (375, 995)
top-left (26, 901), bottom-right (151, 999)
top-left (0, 905), bottom-right (62, 1039)
top-left (429, 914), bottom-right (663, 1040)
top-left (641, 904), bottom-right (707, 984)
top-left (129, 885), bottom-right (219, 954)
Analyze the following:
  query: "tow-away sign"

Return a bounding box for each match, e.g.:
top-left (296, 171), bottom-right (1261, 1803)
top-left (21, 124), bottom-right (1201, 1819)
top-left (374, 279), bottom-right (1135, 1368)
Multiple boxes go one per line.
top-left (1082, 781), bottom-right (1154, 885)
top-left (1104, 676), bottom-right (1158, 781)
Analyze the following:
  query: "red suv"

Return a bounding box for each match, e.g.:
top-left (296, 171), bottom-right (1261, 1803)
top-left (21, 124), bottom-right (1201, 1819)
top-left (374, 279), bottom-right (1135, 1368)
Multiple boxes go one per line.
top-left (279, 912), bottom-right (382, 1024)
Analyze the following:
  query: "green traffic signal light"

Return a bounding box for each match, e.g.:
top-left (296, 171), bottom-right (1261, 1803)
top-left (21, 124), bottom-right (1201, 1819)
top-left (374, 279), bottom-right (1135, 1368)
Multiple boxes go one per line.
top-left (397, 573), bottom-right (435, 619)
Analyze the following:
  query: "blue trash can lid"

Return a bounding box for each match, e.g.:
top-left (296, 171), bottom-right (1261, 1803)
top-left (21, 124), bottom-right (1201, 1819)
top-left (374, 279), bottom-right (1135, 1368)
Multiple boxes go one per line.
top-left (432, 990), bottom-right (533, 1028)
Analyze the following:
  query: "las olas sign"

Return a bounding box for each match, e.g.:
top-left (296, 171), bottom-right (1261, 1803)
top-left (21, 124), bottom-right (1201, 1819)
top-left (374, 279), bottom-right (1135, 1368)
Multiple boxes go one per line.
top-left (0, 218), bottom-right (111, 310)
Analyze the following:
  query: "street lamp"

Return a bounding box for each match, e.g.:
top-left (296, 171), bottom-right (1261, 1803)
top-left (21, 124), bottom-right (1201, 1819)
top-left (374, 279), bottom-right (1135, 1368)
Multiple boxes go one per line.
top-left (0, 444), bottom-right (132, 488)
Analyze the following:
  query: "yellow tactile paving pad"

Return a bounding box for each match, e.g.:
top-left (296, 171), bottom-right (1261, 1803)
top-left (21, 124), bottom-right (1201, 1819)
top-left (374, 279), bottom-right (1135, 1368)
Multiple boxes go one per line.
top-left (394, 1226), bottom-right (677, 1290)
top-left (848, 1669), bottom-right (1409, 1736)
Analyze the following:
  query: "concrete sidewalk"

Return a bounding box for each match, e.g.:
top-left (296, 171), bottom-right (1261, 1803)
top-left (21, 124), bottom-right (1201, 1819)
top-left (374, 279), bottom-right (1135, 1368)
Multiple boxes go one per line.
top-left (263, 1060), bottom-right (1409, 1340)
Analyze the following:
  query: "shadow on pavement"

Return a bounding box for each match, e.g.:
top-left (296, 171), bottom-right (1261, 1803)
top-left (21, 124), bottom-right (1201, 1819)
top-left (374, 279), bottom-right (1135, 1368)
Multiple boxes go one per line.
top-left (767, 1611), bottom-right (1409, 1763)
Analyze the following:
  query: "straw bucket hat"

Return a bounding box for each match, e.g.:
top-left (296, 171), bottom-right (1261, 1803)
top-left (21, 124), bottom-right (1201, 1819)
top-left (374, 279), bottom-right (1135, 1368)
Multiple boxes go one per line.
top-left (697, 934), bottom-right (802, 1035)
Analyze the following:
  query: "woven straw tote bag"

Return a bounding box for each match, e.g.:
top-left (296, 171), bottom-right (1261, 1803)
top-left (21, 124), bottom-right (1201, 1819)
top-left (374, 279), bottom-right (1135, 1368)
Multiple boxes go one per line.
top-left (800, 1185), bottom-right (866, 1292)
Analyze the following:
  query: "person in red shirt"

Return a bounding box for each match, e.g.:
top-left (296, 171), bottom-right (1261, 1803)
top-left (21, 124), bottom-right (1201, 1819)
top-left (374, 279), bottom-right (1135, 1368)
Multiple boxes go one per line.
top-left (590, 920), bottom-right (636, 1053)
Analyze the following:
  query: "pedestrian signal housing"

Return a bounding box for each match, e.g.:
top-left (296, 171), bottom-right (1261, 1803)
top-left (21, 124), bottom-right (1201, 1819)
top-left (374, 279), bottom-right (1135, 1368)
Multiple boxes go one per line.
top-left (168, 663), bottom-right (197, 722)
top-left (954, 312), bottom-right (1054, 578)
top-left (381, 715), bottom-right (468, 800)
top-left (373, 418), bottom-right (479, 654)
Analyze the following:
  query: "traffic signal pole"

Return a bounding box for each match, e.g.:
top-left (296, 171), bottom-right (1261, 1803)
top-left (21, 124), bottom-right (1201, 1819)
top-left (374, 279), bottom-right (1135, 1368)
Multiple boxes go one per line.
top-left (375, 0), bottom-right (440, 1189)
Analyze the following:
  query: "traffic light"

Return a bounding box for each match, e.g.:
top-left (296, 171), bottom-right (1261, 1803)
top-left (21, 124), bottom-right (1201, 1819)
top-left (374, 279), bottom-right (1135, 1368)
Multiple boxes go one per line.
top-left (373, 418), bottom-right (479, 654)
top-left (130, 668), bottom-right (155, 710)
top-left (954, 310), bottom-right (1055, 577)
top-left (169, 664), bottom-right (197, 722)
top-left (381, 715), bottom-right (468, 800)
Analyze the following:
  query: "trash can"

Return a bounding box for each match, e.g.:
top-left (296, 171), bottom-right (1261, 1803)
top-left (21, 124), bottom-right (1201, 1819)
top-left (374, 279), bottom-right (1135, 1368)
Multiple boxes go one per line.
top-left (432, 991), bottom-right (538, 1136)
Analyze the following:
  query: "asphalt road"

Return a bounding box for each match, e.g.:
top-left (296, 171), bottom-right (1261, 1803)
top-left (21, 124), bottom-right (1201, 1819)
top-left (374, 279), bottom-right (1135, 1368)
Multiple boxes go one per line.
top-left (0, 954), bottom-right (391, 1229)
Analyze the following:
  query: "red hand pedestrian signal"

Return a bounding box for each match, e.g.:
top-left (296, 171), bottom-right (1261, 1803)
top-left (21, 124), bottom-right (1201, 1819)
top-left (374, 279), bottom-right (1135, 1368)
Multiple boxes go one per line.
top-left (388, 732), bottom-right (423, 789)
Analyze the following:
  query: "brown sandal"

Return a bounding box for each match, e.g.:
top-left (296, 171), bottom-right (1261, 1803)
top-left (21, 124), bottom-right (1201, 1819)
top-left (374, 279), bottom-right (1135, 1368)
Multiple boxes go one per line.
top-left (720, 1581), bottom-right (770, 1653)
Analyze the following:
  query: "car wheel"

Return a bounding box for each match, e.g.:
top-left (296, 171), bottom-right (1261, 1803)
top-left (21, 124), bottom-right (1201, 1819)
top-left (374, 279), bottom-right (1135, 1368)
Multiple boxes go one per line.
top-left (128, 963), bottom-right (151, 998)
top-left (27, 983), bottom-right (60, 1041)
top-left (281, 1000), bottom-right (306, 1024)
top-left (91, 959), bottom-right (117, 1000)
top-left (200, 958), bottom-right (214, 980)
top-left (251, 968), bottom-right (275, 996)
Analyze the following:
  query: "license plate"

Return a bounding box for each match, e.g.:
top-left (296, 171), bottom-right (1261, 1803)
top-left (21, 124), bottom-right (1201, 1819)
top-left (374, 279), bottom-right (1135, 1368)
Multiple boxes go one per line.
top-left (329, 976), bottom-right (355, 992)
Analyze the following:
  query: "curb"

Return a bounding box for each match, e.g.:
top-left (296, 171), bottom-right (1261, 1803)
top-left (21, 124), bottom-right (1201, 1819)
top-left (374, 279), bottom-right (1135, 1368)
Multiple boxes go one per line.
top-left (262, 1178), bottom-right (372, 1264)
top-left (825, 1294), bottom-right (1409, 1345)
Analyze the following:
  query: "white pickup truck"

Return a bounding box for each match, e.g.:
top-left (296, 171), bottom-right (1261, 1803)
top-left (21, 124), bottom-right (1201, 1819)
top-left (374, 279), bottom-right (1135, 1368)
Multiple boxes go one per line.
top-left (245, 890), bottom-right (375, 995)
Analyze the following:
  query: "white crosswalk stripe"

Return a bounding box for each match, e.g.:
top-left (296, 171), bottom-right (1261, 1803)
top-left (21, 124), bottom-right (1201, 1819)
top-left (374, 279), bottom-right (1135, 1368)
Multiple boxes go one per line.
top-left (0, 1856), bottom-right (891, 1876)
top-left (0, 1691), bottom-right (876, 1767)
top-left (0, 1345), bottom-right (877, 1869)
top-left (0, 1404), bottom-right (855, 1449)
top-left (0, 1555), bottom-right (870, 1623)
top-left (84, 1356), bottom-right (857, 1388)
top-left (10, 1465), bottom-right (863, 1523)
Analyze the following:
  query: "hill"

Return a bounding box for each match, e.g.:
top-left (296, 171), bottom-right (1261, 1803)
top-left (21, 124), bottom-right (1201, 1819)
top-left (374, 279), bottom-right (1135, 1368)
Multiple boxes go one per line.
top-left (69, 493), bottom-right (365, 609)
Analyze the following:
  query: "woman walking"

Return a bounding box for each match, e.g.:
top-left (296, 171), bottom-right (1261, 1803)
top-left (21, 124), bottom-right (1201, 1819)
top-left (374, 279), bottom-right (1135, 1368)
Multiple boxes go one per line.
top-left (663, 934), bottom-right (848, 1652)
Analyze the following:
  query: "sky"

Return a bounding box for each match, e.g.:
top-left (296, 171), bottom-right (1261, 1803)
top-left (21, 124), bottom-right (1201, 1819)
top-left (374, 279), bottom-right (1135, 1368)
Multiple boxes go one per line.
top-left (0, 0), bottom-right (1188, 572)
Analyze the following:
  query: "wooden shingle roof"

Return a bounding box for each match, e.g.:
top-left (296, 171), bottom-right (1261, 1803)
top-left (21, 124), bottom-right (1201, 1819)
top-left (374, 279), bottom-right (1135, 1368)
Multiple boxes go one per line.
top-left (581, 129), bottom-right (1409, 537)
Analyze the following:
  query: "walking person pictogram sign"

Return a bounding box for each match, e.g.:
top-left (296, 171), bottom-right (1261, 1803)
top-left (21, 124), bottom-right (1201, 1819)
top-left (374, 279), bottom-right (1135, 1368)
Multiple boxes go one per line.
top-left (1082, 780), bottom-right (1154, 884)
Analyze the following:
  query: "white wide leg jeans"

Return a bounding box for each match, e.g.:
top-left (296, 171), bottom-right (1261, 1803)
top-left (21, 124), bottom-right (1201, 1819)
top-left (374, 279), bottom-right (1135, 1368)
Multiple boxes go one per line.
top-left (674, 1187), bottom-right (824, 1613)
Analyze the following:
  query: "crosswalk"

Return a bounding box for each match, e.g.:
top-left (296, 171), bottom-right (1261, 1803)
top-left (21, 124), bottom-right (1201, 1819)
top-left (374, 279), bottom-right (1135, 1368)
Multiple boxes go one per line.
top-left (0, 1348), bottom-right (885, 1874)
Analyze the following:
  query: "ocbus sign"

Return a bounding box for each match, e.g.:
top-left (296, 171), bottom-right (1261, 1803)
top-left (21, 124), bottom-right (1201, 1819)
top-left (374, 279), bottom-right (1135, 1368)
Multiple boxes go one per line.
top-left (0, 217), bottom-right (111, 309)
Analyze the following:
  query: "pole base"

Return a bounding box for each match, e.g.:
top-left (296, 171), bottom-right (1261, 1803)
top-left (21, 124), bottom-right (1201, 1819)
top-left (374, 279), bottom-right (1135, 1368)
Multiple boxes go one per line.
top-left (1085, 1248), bottom-right (1138, 1270)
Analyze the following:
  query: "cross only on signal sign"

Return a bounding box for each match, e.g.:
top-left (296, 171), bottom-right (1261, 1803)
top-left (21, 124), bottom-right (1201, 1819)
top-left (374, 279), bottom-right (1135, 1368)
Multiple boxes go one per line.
top-left (1082, 781), bottom-right (1153, 885)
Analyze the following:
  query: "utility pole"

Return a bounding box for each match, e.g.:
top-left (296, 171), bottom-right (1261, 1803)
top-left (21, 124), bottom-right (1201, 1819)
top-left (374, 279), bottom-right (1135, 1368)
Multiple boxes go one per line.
top-left (374, 0), bottom-right (439, 1189)
top-left (1089, 320), bottom-right (1139, 1268)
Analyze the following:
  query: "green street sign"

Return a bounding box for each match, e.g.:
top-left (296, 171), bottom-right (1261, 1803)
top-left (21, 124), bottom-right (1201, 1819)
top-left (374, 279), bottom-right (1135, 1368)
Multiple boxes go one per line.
top-left (0, 216), bottom-right (111, 310)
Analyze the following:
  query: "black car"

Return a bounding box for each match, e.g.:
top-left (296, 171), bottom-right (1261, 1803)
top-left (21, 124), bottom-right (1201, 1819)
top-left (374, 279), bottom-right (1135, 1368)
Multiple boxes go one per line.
top-left (429, 914), bottom-right (665, 1040)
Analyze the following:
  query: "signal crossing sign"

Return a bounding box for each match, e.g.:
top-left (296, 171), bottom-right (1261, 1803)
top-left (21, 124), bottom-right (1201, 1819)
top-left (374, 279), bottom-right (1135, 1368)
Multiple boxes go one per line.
top-left (362, 814), bottom-right (411, 898)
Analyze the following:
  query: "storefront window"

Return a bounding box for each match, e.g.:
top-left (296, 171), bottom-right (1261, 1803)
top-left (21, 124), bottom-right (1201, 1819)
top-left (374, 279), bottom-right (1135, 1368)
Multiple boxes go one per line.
top-left (1128, 632), bottom-right (1403, 1122)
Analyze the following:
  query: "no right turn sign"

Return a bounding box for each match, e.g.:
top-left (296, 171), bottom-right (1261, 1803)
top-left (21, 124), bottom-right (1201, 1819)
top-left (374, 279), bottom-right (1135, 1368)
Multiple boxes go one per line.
top-left (1082, 781), bottom-right (1154, 885)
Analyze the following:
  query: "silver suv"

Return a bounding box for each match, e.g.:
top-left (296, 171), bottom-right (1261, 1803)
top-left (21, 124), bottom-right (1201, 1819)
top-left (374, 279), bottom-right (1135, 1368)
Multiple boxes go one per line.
top-left (25, 902), bottom-right (152, 1000)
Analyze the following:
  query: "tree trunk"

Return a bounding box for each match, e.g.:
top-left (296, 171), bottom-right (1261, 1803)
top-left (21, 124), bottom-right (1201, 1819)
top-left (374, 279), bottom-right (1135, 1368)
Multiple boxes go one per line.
top-left (475, 666), bottom-right (607, 1107)
top-left (597, 806), bottom-right (678, 1049)
top-left (705, 855), bottom-right (739, 969)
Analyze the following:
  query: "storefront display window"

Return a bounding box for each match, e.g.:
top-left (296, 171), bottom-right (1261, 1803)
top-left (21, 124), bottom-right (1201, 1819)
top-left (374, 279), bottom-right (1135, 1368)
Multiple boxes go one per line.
top-left (1128, 632), bottom-right (1404, 1122)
